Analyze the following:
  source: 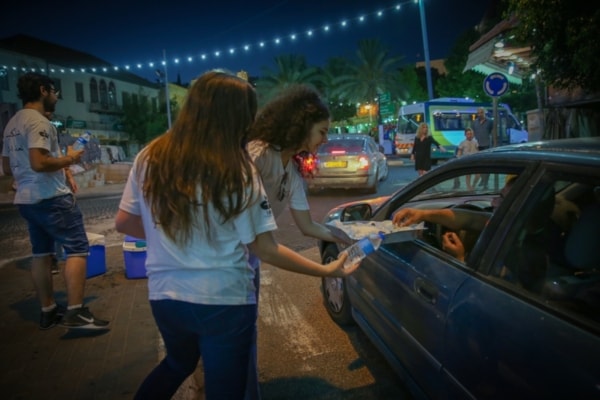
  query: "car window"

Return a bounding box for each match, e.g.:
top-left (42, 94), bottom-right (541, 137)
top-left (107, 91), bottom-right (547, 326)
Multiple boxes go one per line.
top-left (367, 140), bottom-right (376, 153)
top-left (412, 172), bottom-right (516, 202)
top-left (489, 174), bottom-right (600, 330)
top-left (389, 172), bottom-right (520, 262)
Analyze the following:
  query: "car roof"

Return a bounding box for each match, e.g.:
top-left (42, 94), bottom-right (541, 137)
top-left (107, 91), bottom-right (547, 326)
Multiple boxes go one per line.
top-left (451, 137), bottom-right (600, 166)
top-left (427, 137), bottom-right (600, 176)
top-left (486, 137), bottom-right (600, 156)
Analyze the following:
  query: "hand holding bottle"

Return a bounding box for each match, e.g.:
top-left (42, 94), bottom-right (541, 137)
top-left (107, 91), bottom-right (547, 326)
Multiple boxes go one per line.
top-left (339, 232), bottom-right (385, 269)
top-left (73, 131), bottom-right (91, 151)
top-left (324, 251), bottom-right (360, 277)
top-left (66, 148), bottom-right (84, 164)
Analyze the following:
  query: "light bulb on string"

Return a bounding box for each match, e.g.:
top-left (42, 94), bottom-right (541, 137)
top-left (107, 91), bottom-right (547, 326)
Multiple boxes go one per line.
top-left (6, 0), bottom-right (417, 78)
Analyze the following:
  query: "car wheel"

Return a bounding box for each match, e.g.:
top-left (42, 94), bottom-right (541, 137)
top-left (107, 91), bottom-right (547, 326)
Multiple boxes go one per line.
top-left (321, 244), bottom-right (355, 326)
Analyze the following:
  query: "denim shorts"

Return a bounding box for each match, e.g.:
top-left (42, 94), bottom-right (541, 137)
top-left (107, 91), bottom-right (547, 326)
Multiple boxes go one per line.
top-left (17, 194), bottom-right (89, 258)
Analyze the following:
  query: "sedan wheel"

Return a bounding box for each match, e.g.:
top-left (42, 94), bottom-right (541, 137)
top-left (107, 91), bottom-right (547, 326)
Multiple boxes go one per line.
top-left (321, 244), bottom-right (354, 326)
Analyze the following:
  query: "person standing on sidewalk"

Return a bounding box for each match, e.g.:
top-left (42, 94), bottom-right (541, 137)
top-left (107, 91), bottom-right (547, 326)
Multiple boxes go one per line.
top-left (1, 73), bottom-right (109, 331)
top-left (244, 84), bottom-right (351, 399)
top-left (115, 70), bottom-right (358, 400)
top-left (472, 107), bottom-right (493, 188)
top-left (453, 127), bottom-right (480, 190)
top-left (411, 122), bottom-right (446, 177)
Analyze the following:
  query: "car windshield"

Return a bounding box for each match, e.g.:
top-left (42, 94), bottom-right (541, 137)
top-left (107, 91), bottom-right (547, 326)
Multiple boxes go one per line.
top-left (411, 173), bottom-right (517, 202)
top-left (318, 139), bottom-right (365, 155)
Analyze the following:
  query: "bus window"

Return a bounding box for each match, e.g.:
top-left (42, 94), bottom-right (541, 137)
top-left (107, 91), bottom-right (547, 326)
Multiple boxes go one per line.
top-left (433, 112), bottom-right (463, 131)
top-left (397, 113), bottom-right (423, 134)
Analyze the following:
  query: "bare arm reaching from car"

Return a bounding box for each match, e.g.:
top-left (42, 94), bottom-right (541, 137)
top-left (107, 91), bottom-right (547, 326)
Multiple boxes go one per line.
top-left (393, 207), bottom-right (490, 232)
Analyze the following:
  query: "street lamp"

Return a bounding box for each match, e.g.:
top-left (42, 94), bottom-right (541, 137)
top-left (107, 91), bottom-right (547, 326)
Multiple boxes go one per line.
top-left (156, 50), bottom-right (173, 129)
top-left (418, 0), bottom-right (434, 100)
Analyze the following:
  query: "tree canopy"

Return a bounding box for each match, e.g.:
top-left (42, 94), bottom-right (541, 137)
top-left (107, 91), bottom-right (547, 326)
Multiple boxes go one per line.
top-left (508, 0), bottom-right (600, 93)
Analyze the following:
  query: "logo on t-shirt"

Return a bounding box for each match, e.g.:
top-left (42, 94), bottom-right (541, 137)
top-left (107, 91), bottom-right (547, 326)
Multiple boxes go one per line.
top-left (38, 130), bottom-right (49, 139)
top-left (260, 199), bottom-right (271, 211)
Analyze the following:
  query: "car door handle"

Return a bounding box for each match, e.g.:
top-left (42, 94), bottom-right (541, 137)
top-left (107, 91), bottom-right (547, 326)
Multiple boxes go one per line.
top-left (414, 277), bottom-right (438, 305)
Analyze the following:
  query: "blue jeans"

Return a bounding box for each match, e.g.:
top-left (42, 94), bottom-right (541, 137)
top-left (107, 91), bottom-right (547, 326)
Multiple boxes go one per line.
top-left (17, 194), bottom-right (88, 257)
top-left (135, 299), bottom-right (257, 400)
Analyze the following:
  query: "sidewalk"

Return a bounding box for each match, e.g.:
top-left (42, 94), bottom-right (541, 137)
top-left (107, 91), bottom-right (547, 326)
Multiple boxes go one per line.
top-left (0, 181), bottom-right (127, 206)
top-left (0, 183), bottom-right (200, 400)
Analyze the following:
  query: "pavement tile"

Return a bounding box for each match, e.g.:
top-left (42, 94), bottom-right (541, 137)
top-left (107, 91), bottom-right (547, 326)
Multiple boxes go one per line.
top-left (0, 182), bottom-right (205, 399)
top-left (0, 245), bottom-right (184, 400)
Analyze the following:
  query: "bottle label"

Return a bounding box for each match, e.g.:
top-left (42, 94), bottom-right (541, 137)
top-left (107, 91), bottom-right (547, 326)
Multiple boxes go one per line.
top-left (346, 237), bottom-right (375, 264)
top-left (346, 244), bottom-right (366, 264)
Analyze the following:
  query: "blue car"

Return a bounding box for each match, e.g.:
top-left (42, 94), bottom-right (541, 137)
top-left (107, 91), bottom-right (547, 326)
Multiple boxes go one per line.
top-left (319, 138), bottom-right (600, 399)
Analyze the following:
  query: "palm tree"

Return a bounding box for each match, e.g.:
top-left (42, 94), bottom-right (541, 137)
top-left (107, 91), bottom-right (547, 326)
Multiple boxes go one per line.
top-left (333, 39), bottom-right (407, 105)
top-left (318, 57), bottom-right (356, 123)
top-left (255, 54), bottom-right (321, 106)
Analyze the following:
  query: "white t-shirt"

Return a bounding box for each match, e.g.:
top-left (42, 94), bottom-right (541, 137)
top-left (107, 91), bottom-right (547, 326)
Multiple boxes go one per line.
top-left (247, 140), bottom-right (309, 219)
top-left (119, 150), bottom-right (277, 305)
top-left (2, 109), bottom-right (69, 204)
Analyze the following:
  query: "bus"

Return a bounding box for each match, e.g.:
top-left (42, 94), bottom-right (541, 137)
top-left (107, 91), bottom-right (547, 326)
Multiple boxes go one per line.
top-left (395, 98), bottom-right (528, 161)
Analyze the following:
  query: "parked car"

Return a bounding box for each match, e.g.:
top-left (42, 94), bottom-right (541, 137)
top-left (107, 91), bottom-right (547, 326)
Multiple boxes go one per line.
top-left (307, 134), bottom-right (388, 194)
top-left (318, 138), bottom-right (600, 399)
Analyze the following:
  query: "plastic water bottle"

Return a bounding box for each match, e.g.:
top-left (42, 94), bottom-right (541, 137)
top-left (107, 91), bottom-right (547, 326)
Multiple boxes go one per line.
top-left (73, 131), bottom-right (91, 151)
top-left (340, 231), bottom-right (385, 269)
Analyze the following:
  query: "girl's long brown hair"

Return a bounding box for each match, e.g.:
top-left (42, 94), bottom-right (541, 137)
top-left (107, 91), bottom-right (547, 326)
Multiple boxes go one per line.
top-left (139, 70), bottom-right (258, 246)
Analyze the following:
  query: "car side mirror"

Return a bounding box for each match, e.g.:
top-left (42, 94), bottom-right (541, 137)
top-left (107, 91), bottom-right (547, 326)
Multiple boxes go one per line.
top-left (341, 204), bottom-right (372, 222)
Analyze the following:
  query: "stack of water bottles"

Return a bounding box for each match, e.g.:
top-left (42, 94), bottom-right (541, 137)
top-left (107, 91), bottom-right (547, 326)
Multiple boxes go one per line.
top-left (340, 231), bottom-right (385, 269)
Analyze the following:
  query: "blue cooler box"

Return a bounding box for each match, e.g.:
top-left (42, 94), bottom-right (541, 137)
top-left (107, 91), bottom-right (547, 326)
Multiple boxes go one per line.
top-left (123, 235), bottom-right (147, 279)
top-left (86, 232), bottom-right (106, 278)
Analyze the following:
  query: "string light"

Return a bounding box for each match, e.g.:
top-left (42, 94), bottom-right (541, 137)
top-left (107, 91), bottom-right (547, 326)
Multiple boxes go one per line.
top-left (1, 2), bottom-right (415, 77)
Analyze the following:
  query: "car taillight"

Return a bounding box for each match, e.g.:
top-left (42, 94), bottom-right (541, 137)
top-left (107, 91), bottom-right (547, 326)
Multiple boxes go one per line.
top-left (304, 154), bottom-right (317, 173)
top-left (292, 151), bottom-right (318, 178)
top-left (358, 156), bottom-right (369, 169)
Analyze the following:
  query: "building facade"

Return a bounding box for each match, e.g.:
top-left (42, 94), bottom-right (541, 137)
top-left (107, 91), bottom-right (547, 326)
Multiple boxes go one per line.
top-left (0, 35), bottom-right (162, 156)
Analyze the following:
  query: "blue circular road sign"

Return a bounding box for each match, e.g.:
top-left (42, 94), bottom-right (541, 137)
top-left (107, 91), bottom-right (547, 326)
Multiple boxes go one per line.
top-left (483, 73), bottom-right (509, 97)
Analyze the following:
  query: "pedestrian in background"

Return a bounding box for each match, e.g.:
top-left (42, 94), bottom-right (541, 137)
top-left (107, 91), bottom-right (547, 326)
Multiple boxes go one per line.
top-left (454, 127), bottom-right (479, 190)
top-left (411, 122), bottom-right (446, 177)
top-left (472, 107), bottom-right (493, 188)
top-left (245, 84), bottom-right (351, 399)
top-left (114, 70), bottom-right (358, 400)
top-left (1, 72), bottom-right (109, 330)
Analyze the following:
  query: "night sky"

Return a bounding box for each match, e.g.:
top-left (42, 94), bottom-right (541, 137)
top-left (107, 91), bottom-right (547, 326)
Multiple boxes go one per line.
top-left (2, 0), bottom-right (491, 83)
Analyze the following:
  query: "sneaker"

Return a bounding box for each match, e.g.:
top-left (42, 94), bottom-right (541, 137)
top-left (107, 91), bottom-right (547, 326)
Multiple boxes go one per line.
top-left (40, 304), bottom-right (66, 330)
top-left (60, 307), bottom-right (110, 330)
